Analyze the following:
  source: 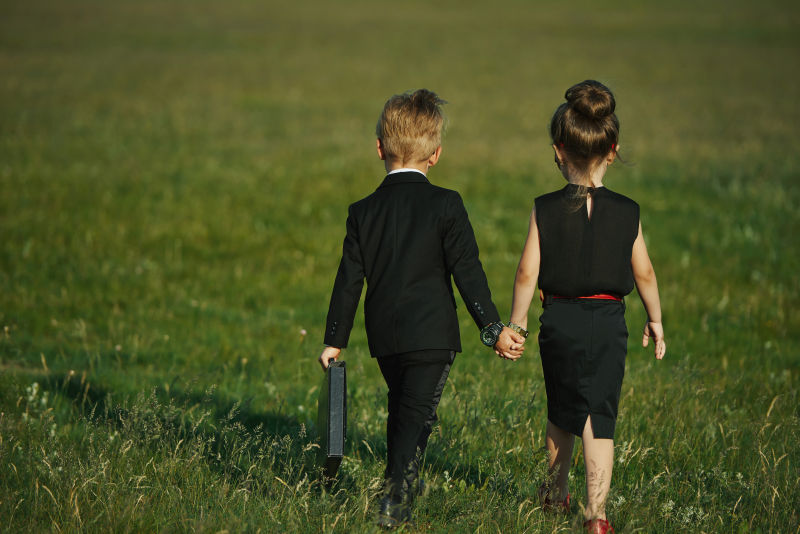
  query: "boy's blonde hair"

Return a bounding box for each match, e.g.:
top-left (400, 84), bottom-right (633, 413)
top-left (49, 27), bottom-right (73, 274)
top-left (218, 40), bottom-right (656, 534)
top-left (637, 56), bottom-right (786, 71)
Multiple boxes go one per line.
top-left (376, 89), bottom-right (446, 163)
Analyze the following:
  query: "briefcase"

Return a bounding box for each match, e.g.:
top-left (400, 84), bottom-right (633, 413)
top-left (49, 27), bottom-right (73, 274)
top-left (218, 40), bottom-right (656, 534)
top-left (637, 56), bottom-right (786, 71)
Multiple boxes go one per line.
top-left (317, 361), bottom-right (347, 478)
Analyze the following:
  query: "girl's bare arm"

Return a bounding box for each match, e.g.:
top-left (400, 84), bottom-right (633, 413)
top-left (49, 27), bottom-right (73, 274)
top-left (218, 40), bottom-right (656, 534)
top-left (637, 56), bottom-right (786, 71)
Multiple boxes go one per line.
top-left (509, 208), bottom-right (541, 331)
top-left (631, 222), bottom-right (666, 359)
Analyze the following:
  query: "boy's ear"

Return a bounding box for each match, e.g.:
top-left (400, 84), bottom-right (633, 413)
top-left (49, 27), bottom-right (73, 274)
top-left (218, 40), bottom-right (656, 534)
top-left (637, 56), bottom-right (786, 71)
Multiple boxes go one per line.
top-left (376, 138), bottom-right (386, 161)
top-left (427, 146), bottom-right (443, 167)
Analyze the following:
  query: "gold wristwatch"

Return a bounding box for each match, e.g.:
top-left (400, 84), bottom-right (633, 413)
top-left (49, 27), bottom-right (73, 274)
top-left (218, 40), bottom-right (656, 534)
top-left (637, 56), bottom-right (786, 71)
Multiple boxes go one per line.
top-left (508, 322), bottom-right (529, 339)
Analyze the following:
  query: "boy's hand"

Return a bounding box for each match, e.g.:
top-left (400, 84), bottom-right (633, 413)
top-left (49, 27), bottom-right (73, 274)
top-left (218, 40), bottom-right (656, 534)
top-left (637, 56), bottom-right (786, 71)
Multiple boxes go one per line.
top-left (494, 327), bottom-right (525, 361)
top-left (318, 346), bottom-right (342, 370)
top-left (642, 321), bottom-right (665, 360)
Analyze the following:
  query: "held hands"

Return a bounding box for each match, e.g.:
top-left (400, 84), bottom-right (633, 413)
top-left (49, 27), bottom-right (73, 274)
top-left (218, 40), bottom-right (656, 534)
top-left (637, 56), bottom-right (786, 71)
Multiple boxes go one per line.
top-left (320, 328), bottom-right (527, 368)
top-left (495, 327), bottom-right (525, 361)
top-left (318, 346), bottom-right (342, 371)
top-left (642, 321), bottom-right (666, 360)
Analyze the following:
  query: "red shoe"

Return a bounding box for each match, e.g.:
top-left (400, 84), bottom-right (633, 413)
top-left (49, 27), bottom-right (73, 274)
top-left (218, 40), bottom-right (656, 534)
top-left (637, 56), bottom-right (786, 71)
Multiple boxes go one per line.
top-left (583, 518), bottom-right (614, 533)
top-left (537, 484), bottom-right (570, 513)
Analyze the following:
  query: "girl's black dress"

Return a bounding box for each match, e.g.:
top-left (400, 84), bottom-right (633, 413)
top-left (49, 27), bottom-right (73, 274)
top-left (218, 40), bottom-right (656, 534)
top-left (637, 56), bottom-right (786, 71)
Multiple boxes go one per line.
top-left (535, 184), bottom-right (639, 439)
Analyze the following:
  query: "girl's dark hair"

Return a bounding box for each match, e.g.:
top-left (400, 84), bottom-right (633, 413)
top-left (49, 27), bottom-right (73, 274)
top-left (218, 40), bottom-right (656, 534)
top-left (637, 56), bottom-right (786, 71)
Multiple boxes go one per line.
top-left (549, 80), bottom-right (619, 205)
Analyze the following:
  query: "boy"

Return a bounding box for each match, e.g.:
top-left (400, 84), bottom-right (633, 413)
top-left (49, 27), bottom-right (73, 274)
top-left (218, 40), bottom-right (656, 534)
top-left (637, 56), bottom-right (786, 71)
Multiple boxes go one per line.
top-left (318, 89), bottom-right (523, 527)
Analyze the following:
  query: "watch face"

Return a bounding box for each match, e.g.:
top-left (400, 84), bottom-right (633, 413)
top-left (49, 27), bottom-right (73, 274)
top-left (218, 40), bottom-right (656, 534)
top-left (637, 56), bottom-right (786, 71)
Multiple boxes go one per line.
top-left (480, 329), bottom-right (493, 346)
top-left (481, 324), bottom-right (499, 346)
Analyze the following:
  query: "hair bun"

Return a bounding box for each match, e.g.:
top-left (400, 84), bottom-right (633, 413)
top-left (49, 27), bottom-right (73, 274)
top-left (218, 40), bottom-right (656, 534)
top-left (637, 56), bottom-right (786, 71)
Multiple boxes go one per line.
top-left (565, 80), bottom-right (615, 120)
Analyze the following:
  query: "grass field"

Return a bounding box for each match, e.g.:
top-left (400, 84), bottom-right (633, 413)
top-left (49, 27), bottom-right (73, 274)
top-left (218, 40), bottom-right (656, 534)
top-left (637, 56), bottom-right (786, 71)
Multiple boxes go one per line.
top-left (1, 0), bottom-right (799, 532)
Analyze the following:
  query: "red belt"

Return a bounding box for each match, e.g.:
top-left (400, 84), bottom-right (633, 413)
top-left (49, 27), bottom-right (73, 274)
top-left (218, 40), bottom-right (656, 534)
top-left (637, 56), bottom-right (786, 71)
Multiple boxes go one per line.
top-left (548, 293), bottom-right (622, 302)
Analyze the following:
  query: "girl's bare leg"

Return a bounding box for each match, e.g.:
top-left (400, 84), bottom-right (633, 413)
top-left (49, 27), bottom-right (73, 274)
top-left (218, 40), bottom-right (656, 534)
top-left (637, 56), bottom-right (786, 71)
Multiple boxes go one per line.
top-left (582, 416), bottom-right (614, 521)
top-left (545, 419), bottom-right (575, 500)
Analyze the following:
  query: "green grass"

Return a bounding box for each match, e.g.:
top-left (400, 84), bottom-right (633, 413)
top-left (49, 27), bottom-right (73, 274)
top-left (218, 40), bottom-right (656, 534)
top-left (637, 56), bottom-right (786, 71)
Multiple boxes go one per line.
top-left (1, 0), bottom-right (799, 532)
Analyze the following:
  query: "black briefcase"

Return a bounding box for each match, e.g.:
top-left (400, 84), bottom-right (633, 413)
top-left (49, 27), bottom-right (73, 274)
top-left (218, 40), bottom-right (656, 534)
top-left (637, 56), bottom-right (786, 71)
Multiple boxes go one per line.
top-left (317, 361), bottom-right (347, 478)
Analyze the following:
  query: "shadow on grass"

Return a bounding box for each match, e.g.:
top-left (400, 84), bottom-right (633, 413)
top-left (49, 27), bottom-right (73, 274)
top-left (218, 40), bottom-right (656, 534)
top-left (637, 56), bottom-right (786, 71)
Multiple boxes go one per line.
top-left (38, 370), bottom-right (383, 496)
top-left (35, 369), bottom-right (517, 504)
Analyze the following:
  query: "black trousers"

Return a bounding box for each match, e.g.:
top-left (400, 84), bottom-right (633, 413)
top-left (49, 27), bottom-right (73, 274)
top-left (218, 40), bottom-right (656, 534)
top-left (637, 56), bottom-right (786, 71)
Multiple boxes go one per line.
top-left (376, 349), bottom-right (456, 491)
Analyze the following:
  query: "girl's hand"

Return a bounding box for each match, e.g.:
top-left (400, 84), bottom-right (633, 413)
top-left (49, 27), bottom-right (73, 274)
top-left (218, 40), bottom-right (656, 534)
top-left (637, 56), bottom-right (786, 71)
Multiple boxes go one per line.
top-left (642, 321), bottom-right (665, 360)
top-left (494, 328), bottom-right (525, 361)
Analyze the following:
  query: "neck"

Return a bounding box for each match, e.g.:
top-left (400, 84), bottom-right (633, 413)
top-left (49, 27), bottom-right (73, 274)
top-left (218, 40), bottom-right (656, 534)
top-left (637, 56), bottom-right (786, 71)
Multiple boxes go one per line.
top-left (384, 159), bottom-right (429, 175)
top-left (563, 163), bottom-right (607, 188)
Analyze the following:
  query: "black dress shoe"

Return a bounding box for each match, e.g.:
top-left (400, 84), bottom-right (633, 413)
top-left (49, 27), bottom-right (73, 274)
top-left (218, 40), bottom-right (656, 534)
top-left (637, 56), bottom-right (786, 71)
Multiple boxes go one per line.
top-left (378, 451), bottom-right (425, 528)
top-left (377, 494), bottom-right (410, 529)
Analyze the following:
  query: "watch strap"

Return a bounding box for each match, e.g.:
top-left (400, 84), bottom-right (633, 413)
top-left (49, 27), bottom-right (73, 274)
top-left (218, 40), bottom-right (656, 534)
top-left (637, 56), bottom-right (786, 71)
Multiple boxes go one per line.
top-left (508, 322), bottom-right (529, 339)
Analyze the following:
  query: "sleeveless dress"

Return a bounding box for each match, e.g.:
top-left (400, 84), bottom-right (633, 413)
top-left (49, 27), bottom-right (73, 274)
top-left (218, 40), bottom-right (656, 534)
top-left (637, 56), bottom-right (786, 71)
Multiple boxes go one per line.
top-left (535, 184), bottom-right (639, 439)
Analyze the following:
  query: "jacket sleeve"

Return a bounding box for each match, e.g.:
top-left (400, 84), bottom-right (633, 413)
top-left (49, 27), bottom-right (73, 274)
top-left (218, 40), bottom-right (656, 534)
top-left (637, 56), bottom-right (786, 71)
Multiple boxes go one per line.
top-left (442, 191), bottom-right (501, 329)
top-left (323, 205), bottom-right (365, 348)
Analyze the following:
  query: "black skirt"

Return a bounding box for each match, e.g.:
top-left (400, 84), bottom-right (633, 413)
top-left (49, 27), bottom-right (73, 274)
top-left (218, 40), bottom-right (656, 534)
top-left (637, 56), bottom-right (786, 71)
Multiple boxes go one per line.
top-left (538, 298), bottom-right (628, 439)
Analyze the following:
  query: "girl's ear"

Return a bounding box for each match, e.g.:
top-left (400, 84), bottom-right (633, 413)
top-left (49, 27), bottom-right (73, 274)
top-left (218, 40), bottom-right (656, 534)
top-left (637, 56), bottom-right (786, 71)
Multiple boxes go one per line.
top-left (552, 144), bottom-right (566, 167)
top-left (376, 138), bottom-right (386, 161)
top-left (607, 144), bottom-right (619, 165)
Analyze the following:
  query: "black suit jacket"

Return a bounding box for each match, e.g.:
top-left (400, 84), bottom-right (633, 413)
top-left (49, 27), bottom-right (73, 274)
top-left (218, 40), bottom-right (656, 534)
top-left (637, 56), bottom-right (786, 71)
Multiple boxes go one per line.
top-left (324, 171), bottom-right (501, 357)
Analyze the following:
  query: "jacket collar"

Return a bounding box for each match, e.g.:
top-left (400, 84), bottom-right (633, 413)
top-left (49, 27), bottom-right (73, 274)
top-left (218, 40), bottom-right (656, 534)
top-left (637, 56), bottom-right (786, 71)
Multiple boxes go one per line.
top-left (377, 171), bottom-right (430, 189)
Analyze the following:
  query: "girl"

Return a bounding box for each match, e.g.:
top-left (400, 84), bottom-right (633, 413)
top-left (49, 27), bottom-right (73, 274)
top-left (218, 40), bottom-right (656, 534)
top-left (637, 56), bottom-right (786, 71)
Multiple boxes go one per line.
top-left (508, 80), bottom-right (666, 534)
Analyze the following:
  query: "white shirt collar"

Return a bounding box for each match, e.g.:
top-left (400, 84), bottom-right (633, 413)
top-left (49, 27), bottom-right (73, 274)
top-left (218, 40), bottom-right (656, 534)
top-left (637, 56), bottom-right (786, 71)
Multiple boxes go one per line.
top-left (387, 168), bottom-right (426, 176)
